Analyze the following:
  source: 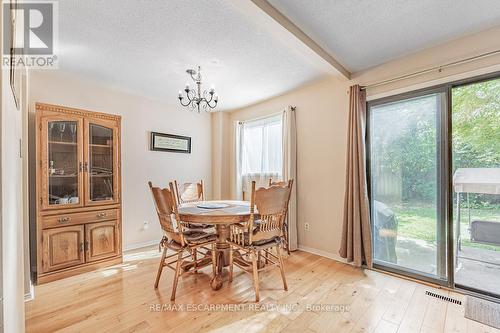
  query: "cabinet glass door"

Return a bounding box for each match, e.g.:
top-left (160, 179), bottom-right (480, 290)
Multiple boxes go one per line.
top-left (85, 120), bottom-right (119, 204)
top-left (42, 117), bottom-right (83, 209)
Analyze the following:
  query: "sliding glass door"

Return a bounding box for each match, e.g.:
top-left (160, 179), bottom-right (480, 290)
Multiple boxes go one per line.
top-left (452, 77), bottom-right (500, 297)
top-left (368, 90), bottom-right (448, 282)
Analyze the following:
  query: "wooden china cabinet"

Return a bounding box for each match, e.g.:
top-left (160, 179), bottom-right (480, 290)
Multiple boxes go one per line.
top-left (35, 103), bottom-right (122, 284)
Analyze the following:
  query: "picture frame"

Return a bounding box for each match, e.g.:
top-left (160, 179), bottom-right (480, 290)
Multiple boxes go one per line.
top-left (150, 132), bottom-right (191, 153)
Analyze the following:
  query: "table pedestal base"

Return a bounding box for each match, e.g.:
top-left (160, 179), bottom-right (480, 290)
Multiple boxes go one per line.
top-left (177, 201), bottom-right (253, 291)
top-left (210, 224), bottom-right (232, 290)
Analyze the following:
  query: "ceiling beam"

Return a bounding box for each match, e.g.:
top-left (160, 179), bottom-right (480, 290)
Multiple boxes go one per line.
top-left (250, 0), bottom-right (351, 79)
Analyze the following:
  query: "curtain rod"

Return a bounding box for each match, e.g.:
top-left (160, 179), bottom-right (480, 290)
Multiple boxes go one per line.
top-left (360, 49), bottom-right (500, 90)
top-left (237, 111), bottom-right (282, 125)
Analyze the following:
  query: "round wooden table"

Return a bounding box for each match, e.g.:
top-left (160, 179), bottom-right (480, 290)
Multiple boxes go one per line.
top-left (178, 200), bottom-right (251, 290)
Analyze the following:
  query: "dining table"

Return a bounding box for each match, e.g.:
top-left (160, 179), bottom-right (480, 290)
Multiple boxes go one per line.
top-left (178, 200), bottom-right (253, 290)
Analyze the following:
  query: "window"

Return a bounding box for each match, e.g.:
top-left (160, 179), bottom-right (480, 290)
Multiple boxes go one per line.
top-left (241, 115), bottom-right (282, 176)
top-left (237, 114), bottom-right (283, 194)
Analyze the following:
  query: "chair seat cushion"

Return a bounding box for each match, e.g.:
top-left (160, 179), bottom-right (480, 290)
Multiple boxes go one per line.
top-left (165, 239), bottom-right (184, 251)
top-left (185, 223), bottom-right (213, 230)
top-left (231, 220), bottom-right (282, 246)
top-left (249, 219), bottom-right (284, 234)
top-left (233, 220), bottom-right (261, 234)
top-left (243, 233), bottom-right (280, 246)
top-left (183, 229), bottom-right (217, 244)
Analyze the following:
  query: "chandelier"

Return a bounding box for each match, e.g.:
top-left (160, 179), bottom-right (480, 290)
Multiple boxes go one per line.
top-left (178, 66), bottom-right (218, 112)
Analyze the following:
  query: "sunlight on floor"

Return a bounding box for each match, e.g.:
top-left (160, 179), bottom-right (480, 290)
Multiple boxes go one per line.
top-left (99, 247), bottom-right (159, 277)
top-left (124, 248), bottom-right (162, 262)
top-left (100, 263), bottom-right (139, 277)
top-left (101, 268), bottom-right (118, 277)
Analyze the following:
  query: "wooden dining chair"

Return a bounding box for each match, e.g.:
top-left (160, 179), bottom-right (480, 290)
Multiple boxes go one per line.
top-left (173, 180), bottom-right (212, 230)
top-left (148, 181), bottom-right (217, 301)
top-left (269, 178), bottom-right (293, 254)
top-left (174, 180), bottom-right (204, 204)
top-left (228, 180), bottom-right (293, 302)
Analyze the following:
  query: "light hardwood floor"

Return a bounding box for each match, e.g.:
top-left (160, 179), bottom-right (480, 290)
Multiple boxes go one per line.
top-left (26, 247), bottom-right (500, 333)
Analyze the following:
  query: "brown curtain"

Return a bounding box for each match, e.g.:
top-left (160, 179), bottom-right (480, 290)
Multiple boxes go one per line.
top-left (339, 85), bottom-right (372, 268)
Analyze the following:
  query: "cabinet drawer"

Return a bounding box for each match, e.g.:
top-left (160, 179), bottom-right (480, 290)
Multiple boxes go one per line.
top-left (42, 209), bottom-right (119, 229)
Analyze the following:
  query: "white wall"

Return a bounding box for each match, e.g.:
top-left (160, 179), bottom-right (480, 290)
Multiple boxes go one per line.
top-left (29, 70), bottom-right (212, 250)
top-left (1, 48), bottom-right (26, 333)
top-left (211, 112), bottom-right (231, 200)
top-left (216, 76), bottom-right (351, 258)
top-left (356, 25), bottom-right (500, 99)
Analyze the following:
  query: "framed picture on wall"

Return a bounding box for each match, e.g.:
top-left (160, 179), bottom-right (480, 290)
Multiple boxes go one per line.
top-left (150, 132), bottom-right (191, 153)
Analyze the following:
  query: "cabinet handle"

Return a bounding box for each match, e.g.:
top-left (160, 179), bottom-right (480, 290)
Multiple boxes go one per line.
top-left (79, 242), bottom-right (84, 252)
top-left (58, 217), bottom-right (70, 223)
top-left (79, 162), bottom-right (83, 172)
top-left (96, 212), bottom-right (106, 218)
top-left (83, 162), bottom-right (88, 172)
top-left (84, 241), bottom-right (89, 251)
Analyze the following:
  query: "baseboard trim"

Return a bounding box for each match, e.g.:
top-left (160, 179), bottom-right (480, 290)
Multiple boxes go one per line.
top-left (124, 239), bottom-right (159, 251)
top-left (24, 283), bottom-right (35, 302)
top-left (298, 245), bottom-right (349, 264)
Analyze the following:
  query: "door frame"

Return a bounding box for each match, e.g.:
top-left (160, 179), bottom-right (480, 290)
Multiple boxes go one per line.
top-left (366, 70), bottom-right (500, 295)
top-left (367, 85), bottom-right (451, 287)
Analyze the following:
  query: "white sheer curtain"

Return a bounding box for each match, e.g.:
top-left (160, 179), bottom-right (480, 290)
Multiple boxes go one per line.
top-left (234, 108), bottom-right (298, 252)
top-left (236, 114), bottom-right (283, 199)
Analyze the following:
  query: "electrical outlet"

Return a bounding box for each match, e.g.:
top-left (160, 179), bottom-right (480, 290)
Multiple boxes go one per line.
top-left (304, 222), bottom-right (310, 231)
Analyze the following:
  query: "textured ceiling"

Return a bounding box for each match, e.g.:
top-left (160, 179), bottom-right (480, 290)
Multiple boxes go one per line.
top-left (57, 0), bottom-right (332, 110)
top-left (57, 1), bottom-right (500, 109)
top-left (267, 0), bottom-right (500, 73)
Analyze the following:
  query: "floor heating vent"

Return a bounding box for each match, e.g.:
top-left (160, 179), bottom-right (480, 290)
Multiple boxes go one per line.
top-left (425, 291), bottom-right (462, 305)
